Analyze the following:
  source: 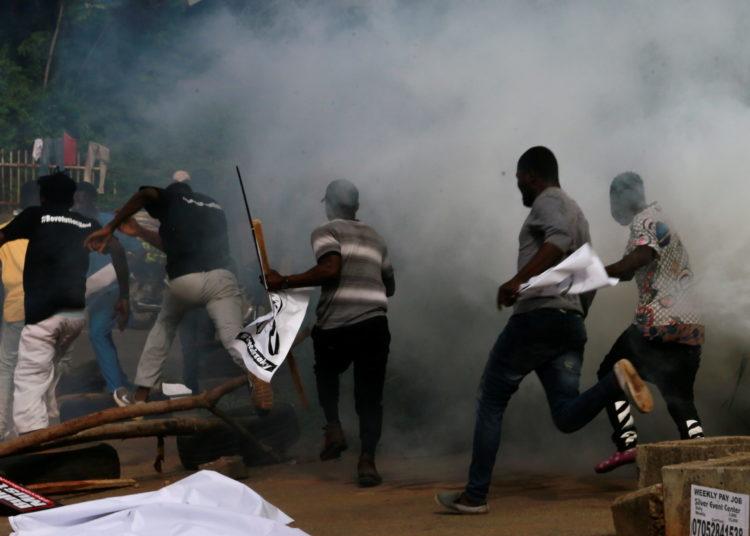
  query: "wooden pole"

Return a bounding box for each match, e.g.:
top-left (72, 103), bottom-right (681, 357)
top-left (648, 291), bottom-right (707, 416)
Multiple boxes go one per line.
top-left (44, 1), bottom-right (65, 88)
top-left (251, 218), bottom-right (309, 410)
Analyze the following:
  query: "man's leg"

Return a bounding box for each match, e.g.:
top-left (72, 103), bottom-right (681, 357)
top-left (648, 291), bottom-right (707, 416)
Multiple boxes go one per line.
top-left (88, 288), bottom-right (130, 392)
top-left (199, 269), bottom-right (243, 365)
top-left (312, 325), bottom-right (352, 460)
top-left (652, 344), bottom-right (705, 440)
top-left (178, 308), bottom-right (215, 393)
top-left (44, 316), bottom-right (86, 425)
top-left (351, 316), bottom-right (390, 486)
top-left (131, 278), bottom-right (195, 402)
top-left (0, 320), bottom-right (23, 439)
top-left (13, 318), bottom-right (60, 433)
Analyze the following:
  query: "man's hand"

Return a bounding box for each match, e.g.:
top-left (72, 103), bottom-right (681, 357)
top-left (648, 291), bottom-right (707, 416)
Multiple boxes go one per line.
top-left (84, 225), bottom-right (114, 253)
top-left (264, 269), bottom-right (284, 291)
top-left (113, 298), bottom-right (129, 331)
top-left (497, 278), bottom-right (522, 309)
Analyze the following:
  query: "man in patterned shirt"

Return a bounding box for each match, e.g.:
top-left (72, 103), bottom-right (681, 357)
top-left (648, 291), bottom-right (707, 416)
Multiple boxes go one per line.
top-left (594, 172), bottom-right (705, 473)
top-left (265, 179), bottom-right (395, 487)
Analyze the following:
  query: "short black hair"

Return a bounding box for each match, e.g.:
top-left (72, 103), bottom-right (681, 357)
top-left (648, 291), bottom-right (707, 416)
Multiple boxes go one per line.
top-left (19, 180), bottom-right (40, 209)
top-left (517, 146), bottom-right (559, 184)
top-left (38, 171), bottom-right (77, 207)
top-left (75, 181), bottom-right (98, 202)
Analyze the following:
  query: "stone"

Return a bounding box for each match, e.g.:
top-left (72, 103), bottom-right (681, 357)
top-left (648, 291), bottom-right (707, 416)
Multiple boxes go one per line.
top-left (612, 483), bottom-right (664, 536)
top-left (198, 455), bottom-right (249, 480)
top-left (662, 453), bottom-right (750, 536)
top-left (637, 436), bottom-right (750, 488)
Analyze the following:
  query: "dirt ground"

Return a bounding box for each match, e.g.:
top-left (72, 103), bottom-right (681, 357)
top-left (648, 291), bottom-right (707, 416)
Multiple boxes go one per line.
top-left (0, 324), bottom-right (637, 535)
top-left (0, 434), bottom-right (635, 536)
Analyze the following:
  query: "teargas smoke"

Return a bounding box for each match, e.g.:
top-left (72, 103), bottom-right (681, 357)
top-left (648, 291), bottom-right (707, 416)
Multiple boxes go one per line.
top-left (58, 1), bottom-right (750, 468)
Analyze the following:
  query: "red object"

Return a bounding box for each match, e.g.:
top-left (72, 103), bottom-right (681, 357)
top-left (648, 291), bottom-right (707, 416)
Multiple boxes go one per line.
top-left (594, 447), bottom-right (637, 473)
top-left (63, 131), bottom-right (77, 166)
top-left (0, 475), bottom-right (58, 514)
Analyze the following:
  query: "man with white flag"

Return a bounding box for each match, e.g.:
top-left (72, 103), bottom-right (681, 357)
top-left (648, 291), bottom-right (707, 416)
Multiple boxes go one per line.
top-left (436, 146), bottom-right (654, 515)
top-left (266, 179), bottom-right (395, 488)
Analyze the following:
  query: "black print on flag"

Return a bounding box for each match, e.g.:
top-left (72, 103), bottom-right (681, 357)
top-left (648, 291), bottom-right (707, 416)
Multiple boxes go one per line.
top-left (233, 288), bottom-right (312, 383)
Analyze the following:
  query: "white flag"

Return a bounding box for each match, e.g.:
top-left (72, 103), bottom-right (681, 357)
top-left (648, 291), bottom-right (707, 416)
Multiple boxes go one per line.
top-left (518, 243), bottom-right (619, 297)
top-left (233, 288), bottom-right (313, 383)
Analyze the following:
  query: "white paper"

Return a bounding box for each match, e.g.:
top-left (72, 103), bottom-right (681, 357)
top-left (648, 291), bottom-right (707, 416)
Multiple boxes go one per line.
top-left (161, 383), bottom-right (192, 397)
top-left (233, 288), bottom-right (312, 383)
top-left (518, 243), bottom-right (619, 297)
top-left (691, 484), bottom-right (749, 536)
top-left (10, 470), bottom-right (309, 536)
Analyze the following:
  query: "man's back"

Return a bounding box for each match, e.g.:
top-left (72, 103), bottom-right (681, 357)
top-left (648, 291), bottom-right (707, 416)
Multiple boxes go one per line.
top-left (311, 219), bottom-right (393, 330)
top-left (143, 186), bottom-right (231, 279)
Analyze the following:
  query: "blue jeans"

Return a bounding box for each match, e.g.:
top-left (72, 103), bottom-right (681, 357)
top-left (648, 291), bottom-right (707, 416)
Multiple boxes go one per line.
top-left (465, 309), bottom-right (621, 502)
top-left (88, 287), bottom-right (131, 392)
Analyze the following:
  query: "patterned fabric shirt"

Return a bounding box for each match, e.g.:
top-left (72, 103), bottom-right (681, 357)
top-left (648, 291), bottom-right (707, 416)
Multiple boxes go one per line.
top-left (627, 202), bottom-right (704, 345)
top-left (311, 219), bottom-right (393, 330)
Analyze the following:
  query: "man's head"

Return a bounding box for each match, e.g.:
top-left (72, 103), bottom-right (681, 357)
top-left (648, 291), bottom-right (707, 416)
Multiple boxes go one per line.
top-left (19, 180), bottom-right (40, 210)
top-left (74, 181), bottom-right (98, 216)
top-left (515, 146), bottom-right (559, 207)
top-left (610, 172), bottom-right (646, 226)
top-left (172, 170), bottom-right (191, 183)
top-left (322, 179), bottom-right (359, 220)
top-left (38, 171), bottom-right (77, 208)
top-left (166, 181), bottom-right (193, 196)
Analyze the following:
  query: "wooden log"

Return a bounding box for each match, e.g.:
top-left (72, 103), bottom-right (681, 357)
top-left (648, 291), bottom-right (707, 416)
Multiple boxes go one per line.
top-left (0, 375), bottom-right (250, 458)
top-left (27, 479), bottom-right (137, 495)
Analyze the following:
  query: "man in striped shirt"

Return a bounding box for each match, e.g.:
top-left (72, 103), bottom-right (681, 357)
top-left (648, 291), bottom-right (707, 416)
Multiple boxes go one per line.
top-left (266, 179), bottom-right (395, 487)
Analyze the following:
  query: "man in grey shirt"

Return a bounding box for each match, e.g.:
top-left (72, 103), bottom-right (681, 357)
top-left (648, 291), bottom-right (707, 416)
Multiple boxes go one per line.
top-left (436, 146), bottom-right (653, 514)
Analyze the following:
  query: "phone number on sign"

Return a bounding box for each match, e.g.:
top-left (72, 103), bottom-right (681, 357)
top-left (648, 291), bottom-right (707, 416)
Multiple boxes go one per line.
top-left (692, 519), bottom-right (744, 536)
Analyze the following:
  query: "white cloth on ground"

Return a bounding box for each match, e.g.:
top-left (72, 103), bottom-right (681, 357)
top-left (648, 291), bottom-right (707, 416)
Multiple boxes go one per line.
top-left (10, 470), bottom-right (309, 536)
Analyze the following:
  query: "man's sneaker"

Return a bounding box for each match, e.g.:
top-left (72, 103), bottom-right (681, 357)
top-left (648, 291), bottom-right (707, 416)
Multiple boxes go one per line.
top-left (320, 423), bottom-right (348, 461)
top-left (113, 387), bottom-right (135, 407)
top-left (614, 359), bottom-right (654, 413)
top-left (435, 491), bottom-right (489, 514)
top-left (357, 453), bottom-right (382, 487)
top-left (594, 448), bottom-right (637, 473)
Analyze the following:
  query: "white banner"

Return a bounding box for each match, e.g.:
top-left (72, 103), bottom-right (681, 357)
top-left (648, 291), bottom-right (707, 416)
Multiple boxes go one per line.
top-left (233, 288), bottom-right (312, 383)
top-left (691, 484), bottom-right (749, 536)
top-left (519, 243), bottom-right (619, 297)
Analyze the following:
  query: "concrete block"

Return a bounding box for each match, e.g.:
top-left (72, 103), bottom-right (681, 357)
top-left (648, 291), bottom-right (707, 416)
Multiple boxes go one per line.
top-left (198, 455), bottom-right (249, 480)
top-left (612, 483), bottom-right (664, 536)
top-left (638, 436), bottom-right (750, 488)
top-left (662, 453), bottom-right (750, 536)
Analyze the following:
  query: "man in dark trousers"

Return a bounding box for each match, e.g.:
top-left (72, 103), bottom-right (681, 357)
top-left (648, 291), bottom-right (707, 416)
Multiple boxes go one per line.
top-left (435, 147), bottom-right (653, 514)
top-left (0, 172), bottom-right (129, 434)
top-left (265, 179), bottom-right (395, 487)
top-left (85, 181), bottom-right (248, 405)
top-left (593, 172), bottom-right (705, 473)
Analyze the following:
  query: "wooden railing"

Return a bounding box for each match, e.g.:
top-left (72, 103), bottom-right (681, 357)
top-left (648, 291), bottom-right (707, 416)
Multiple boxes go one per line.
top-left (0, 149), bottom-right (105, 205)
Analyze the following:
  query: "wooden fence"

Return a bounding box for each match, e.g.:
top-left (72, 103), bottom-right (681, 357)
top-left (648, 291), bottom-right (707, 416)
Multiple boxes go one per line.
top-left (0, 149), bottom-right (106, 205)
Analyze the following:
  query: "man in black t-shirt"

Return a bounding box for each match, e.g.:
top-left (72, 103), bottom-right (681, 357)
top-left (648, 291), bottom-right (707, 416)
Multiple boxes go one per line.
top-left (85, 182), bottom-right (247, 405)
top-left (0, 172), bottom-right (129, 434)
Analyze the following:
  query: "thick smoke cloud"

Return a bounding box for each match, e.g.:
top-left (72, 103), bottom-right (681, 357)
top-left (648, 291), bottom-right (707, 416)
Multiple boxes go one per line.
top-left (106, 1), bottom-right (750, 468)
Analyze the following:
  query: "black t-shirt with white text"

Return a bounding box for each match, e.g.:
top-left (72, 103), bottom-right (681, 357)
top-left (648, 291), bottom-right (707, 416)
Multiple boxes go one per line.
top-left (141, 186), bottom-right (231, 279)
top-left (2, 206), bottom-right (101, 325)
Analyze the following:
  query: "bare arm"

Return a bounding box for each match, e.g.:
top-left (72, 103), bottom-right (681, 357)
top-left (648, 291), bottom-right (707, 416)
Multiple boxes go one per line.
top-left (265, 253), bottom-right (342, 291)
top-left (103, 237), bottom-right (130, 330)
top-left (117, 216), bottom-right (163, 250)
top-left (497, 242), bottom-right (564, 309)
top-left (84, 188), bottom-right (159, 252)
top-left (605, 245), bottom-right (655, 281)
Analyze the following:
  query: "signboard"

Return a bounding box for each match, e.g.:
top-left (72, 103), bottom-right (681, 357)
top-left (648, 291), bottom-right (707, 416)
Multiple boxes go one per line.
top-left (691, 484), bottom-right (748, 536)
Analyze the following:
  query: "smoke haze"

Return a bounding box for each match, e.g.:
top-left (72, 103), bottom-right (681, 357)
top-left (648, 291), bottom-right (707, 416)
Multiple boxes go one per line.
top-left (75, 1), bottom-right (750, 469)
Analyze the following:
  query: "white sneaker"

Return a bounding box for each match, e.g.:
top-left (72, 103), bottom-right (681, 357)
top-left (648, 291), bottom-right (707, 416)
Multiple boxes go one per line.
top-left (113, 387), bottom-right (135, 407)
top-left (435, 491), bottom-right (488, 514)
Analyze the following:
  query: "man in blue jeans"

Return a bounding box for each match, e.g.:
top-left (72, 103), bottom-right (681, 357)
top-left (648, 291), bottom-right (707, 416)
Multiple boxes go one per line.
top-left (74, 182), bottom-right (140, 393)
top-left (436, 146), bottom-right (654, 514)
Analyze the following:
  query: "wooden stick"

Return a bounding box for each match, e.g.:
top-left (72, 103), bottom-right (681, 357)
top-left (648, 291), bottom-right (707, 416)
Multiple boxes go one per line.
top-left (0, 375), bottom-right (249, 458)
top-left (27, 479), bottom-right (137, 495)
top-left (251, 219), bottom-right (308, 409)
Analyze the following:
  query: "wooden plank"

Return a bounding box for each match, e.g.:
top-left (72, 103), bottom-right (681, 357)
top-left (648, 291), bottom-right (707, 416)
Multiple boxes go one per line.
top-left (26, 479), bottom-right (137, 495)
